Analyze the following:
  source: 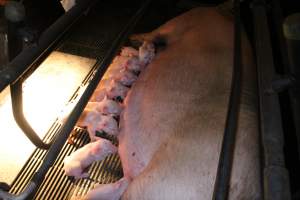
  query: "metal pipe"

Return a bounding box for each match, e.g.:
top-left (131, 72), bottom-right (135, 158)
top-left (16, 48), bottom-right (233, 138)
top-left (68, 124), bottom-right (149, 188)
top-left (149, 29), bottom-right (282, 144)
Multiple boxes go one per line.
top-left (0, 1), bottom-right (151, 199)
top-left (283, 12), bottom-right (300, 159)
top-left (212, 0), bottom-right (242, 199)
top-left (251, 0), bottom-right (291, 199)
top-left (10, 79), bottom-right (52, 149)
top-left (0, 0), bottom-right (98, 92)
top-left (5, 1), bottom-right (25, 61)
top-left (0, 15), bottom-right (8, 70)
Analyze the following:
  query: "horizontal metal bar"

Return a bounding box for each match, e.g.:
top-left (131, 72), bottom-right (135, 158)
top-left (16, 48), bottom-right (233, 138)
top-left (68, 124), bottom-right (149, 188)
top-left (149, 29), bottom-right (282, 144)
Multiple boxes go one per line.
top-left (251, 0), bottom-right (291, 199)
top-left (0, 1), bottom-right (151, 199)
top-left (0, 0), bottom-right (98, 92)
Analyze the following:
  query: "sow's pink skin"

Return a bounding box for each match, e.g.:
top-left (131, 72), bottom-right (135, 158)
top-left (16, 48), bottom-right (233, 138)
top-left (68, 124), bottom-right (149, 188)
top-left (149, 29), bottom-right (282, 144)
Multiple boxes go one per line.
top-left (63, 139), bottom-right (117, 179)
top-left (119, 7), bottom-right (261, 200)
top-left (70, 6), bottom-right (261, 199)
top-left (69, 42), bottom-right (155, 199)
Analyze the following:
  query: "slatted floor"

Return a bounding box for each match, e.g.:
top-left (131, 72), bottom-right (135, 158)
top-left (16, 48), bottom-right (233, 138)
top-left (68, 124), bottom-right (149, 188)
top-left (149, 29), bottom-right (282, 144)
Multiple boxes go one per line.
top-left (9, 121), bottom-right (122, 199)
top-left (32, 127), bottom-right (122, 200)
top-left (6, 0), bottom-right (180, 198)
top-left (8, 0), bottom-right (138, 199)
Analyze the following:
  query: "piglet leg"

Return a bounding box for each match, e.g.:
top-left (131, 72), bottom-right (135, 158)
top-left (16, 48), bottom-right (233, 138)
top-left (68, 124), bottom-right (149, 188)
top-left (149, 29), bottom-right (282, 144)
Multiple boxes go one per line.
top-left (63, 139), bottom-right (117, 179)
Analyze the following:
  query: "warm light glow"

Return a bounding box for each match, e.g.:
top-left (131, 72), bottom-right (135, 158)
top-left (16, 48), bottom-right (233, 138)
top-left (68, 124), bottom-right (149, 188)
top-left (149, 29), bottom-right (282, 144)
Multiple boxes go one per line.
top-left (0, 51), bottom-right (96, 184)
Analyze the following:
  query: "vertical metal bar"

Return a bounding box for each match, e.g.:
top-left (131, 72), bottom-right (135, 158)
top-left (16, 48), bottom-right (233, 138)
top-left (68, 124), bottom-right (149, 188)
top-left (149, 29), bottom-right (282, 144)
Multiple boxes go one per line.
top-left (1, 0), bottom-right (99, 150)
top-left (0, 14), bottom-right (8, 69)
top-left (212, 0), bottom-right (242, 199)
top-left (251, 0), bottom-right (291, 199)
top-left (10, 80), bottom-right (52, 149)
top-left (283, 12), bottom-right (300, 159)
top-left (5, 0), bottom-right (52, 149)
top-left (7, 21), bottom-right (24, 61)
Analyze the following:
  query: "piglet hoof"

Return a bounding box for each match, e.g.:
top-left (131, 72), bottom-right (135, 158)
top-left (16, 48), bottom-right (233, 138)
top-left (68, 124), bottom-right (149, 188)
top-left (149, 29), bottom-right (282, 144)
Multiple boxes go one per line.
top-left (81, 177), bottom-right (130, 200)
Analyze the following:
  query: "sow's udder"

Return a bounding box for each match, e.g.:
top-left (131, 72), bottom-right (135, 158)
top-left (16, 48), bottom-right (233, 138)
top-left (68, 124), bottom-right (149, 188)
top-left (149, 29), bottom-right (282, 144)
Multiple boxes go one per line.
top-left (117, 35), bottom-right (233, 180)
top-left (118, 7), bottom-right (260, 200)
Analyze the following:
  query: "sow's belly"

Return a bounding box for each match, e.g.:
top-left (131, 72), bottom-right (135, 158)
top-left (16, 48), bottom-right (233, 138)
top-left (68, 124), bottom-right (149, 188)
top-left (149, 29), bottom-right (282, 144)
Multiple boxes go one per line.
top-left (118, 8), bottom-right (261, 200)
top-left (118, 39), bottom-right (231, 177)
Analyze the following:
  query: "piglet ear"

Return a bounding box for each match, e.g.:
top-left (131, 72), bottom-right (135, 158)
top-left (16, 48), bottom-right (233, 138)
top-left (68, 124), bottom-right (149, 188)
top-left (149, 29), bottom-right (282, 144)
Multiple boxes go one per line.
top-left (102, 106), bottom-right (108, 113)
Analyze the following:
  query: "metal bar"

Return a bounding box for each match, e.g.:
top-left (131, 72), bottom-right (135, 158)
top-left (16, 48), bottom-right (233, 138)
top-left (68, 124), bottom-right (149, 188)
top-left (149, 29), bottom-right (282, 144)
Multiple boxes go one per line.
top-left (251, 0), bottom-right (291, 199)
top-left (10, 80), bottom-right (52, 149)
top-left (7, 21), bottom-right (24, 61)
top-left (0, 1), bottom-right (151, 199)
top-left (3, 0), bottom-right (100, 151)
top-left (0, 17), bottom-right (8, 70)
top-left (2, 0), bottom-right (99, 151)
top-left (282, 11), bottom-right (300, 159)
top-left (0, 0), bottom-right (98, 92)
top-left (212, 0), bottom-right (242, 199)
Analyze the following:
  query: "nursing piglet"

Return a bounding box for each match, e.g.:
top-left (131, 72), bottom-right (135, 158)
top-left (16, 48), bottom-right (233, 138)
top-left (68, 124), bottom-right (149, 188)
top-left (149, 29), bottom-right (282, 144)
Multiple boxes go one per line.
top-left (119, 6), bottom-right (261, 200)
top-left (64, 139), bottom-right (117, 179)
top-left (76, 5), bottom-right (261, 200)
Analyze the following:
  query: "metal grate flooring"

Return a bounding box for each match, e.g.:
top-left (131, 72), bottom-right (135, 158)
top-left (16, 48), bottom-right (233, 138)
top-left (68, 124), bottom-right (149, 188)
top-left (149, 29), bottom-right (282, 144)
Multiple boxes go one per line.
top-left (32, 127), bottom-right (122, 200)
top-left (8, 0), bottom-right (140, 199)
top-left (7, 0), bottom-right (179, 198)
top-left (9, 122), bottom-right (122, 199)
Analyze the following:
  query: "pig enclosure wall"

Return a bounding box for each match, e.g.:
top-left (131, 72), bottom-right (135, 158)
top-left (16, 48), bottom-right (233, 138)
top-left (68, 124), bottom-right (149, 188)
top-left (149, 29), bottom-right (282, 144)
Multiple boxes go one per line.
top-left (1, 0), bottom-right (298, 199)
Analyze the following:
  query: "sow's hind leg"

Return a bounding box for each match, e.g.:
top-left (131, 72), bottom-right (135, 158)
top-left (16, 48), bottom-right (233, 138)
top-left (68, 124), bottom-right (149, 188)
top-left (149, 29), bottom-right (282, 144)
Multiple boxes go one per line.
top-left (122, 97), bottom-right (261, 200)
top-left (71, 178), bottom-right (129, 200)
top-left (123, 8), bottom-right (261, 200)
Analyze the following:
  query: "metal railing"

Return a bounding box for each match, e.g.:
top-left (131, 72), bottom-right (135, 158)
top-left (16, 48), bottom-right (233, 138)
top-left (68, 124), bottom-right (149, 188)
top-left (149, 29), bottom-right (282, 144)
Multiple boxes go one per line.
top-left (252, 0), bottom-right (291, 199)
top-left (0, 0), bottom-right (151, 199)
top-left (0, 0), bottom-right (100, 149)
top-left (213, 0), bottom-right (242, 199)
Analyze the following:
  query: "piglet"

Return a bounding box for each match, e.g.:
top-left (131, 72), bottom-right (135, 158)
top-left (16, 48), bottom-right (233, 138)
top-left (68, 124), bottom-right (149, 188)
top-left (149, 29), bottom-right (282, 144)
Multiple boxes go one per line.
top-left (63, 139), bottom-right (117, 179)
top-left (120, 47), bottom-right (139, 57)
top-left (106, 80), bottom-right (129, 102)
top-left (89, 88), bottom-right (107, 102)
top-left (124, 56), bottom-right (143, 73)
top-left (139, 41), bottom-right (155, 66)
top-left (111, 55), bottom-right (129, 69)
top-left (87, 97), bottom-right (123, 116)
top-left (115, 69), bottom-right (138, 87)
top-left (77, 111), bottom-right (119, 141)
